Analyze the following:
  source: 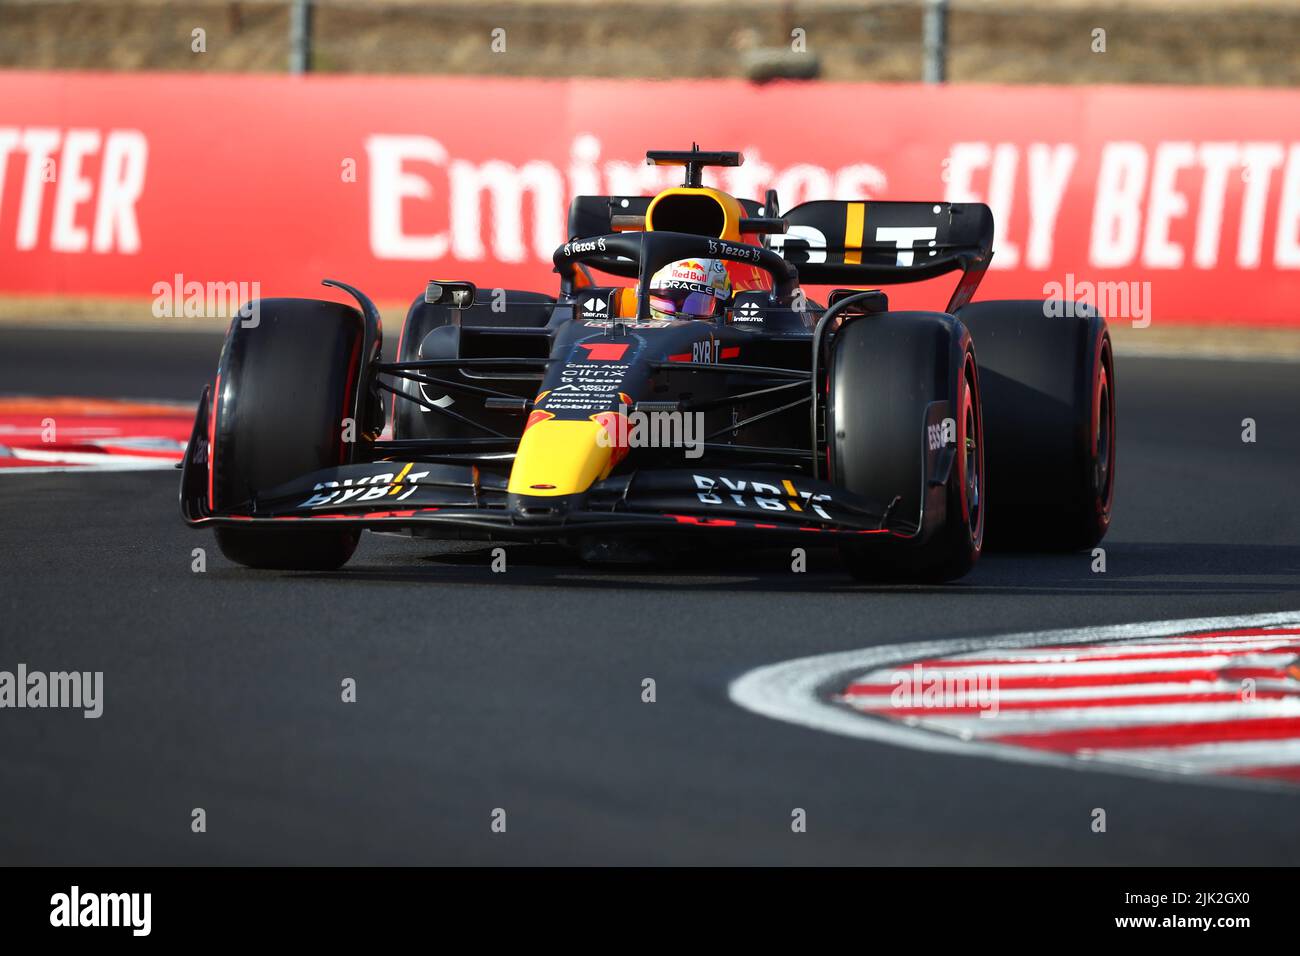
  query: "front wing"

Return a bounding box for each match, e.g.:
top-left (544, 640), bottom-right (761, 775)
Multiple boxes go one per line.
top-left (181, 405), bottom-right (908, 545)
top-left (183, 460), bottom-right (908, 543)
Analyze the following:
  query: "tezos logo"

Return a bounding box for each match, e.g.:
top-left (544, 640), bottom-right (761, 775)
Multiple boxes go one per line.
top-left (564, 237), bottom-right (608, 256)
top-left (707, 239), bottom-right (759, 261)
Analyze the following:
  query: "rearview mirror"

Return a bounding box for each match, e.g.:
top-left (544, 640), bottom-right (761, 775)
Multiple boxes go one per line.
top-left (425, 280), bottom-right (477, 308)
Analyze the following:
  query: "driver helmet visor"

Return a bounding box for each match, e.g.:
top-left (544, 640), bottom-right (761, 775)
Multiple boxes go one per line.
top-left (649, 286), bottom-right (720, 319)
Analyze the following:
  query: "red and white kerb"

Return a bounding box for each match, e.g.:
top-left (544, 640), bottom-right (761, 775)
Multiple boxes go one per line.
top-left (730, 612), bottom-right (1300, 790)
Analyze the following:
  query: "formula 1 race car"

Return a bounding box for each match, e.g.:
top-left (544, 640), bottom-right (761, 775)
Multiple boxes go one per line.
top-left (180, 147), bottom-right (1115, 582)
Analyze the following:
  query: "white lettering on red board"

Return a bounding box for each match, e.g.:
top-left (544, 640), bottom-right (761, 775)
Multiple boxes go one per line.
top-left (0, 127), bottom-right (147, 254)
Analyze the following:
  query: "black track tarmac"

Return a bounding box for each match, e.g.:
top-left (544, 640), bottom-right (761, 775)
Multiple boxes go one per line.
top-left (1, 327), bottom-right (1298, 864)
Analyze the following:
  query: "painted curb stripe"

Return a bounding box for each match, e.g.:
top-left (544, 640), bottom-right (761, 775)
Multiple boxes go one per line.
top-left (729, 610), bottom-right (1300, 791)
top-left (0, 396), bottom-right (191, 473)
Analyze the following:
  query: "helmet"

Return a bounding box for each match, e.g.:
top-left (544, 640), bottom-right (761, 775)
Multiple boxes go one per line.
top-left (648, 258), bottom-right (731, 320)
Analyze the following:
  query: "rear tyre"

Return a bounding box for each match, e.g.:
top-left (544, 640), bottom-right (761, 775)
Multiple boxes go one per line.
top-left (210, 298), bottom-right (371, 570)
top-left (955, 300), bottom-right (1114, 551)
top-left (827, 313), bottom-right (984, 583)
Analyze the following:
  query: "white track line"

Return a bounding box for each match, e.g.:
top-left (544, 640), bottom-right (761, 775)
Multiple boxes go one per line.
top-left (846, 651), bottom-right (1295, 679)
top-left (892, 699), bottom-right (1300, 738)
top-left (840, 680), bottom-right (1299, 707)
top-left (913, 636), bottom-right (1300, 662)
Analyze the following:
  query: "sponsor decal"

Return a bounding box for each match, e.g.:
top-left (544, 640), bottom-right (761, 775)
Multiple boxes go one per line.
top-left (658, 279), bottom-right (726, 299)
top-left (734, 300), bottom-right (763, 322)
top-left (875, 225), bottom-right (939, 267)
top-left (731, 611), bottom-right (1300, 791)
top-left (562, 236), bottom-right (608, 256)
top-left (927, 417), bottom-right (956, 451)
top-left (541, 360), bottom-right (632, 412)
top-left (297, 466), bottom-right (430, 508)
top-left (694, 473), bottom-right (833, 520)
top-left (665, 259), bottom-right (708, 283)
top-left (669, 340), bottom-right (740, 363)
top-left (706, 238), bottom-right (762, 262)
top-left (579, 295), bottom-right (610, 320)
top-left (651, 257), bottom-right (731, 301)
top-left (578, 341), bottom-right (629, 361)
top-left (584, 319), bottom-right (669, 329)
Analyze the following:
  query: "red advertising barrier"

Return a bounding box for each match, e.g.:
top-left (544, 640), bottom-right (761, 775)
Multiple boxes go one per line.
top-left (2, 70), bottom-right (1300, 325)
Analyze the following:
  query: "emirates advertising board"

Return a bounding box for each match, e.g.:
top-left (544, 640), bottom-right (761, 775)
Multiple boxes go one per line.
top-left (2, 71), bottom-right (1300, 324)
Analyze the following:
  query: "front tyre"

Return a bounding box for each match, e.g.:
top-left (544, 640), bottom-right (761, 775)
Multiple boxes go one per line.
top-left (827, 312), bottom-right (984, 583)
top-left (210, 298), bottom-right (373, 570)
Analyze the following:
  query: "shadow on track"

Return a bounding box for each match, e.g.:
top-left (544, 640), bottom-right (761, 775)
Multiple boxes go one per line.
top-left (268, 539), bottom-right (1300, 597)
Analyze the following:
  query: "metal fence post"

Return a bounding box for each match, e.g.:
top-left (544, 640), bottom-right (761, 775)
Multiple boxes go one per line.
top-left (289, 0), bottom-right (314, 74)
top-left (922, 0), bottom-right (949, 84)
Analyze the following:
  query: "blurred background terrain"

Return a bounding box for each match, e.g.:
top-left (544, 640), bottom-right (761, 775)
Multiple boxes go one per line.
top-left (2, 0), bottom-right (1299, 85)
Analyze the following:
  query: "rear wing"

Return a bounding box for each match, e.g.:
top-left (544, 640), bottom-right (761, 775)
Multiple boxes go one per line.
top-left (776, 200), bottom-right (994, 312)
top-left (565, 194), bottom-right (993, 312)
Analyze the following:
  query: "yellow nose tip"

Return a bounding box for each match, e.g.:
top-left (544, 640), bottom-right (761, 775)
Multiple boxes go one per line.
top-left (507, 419), bottom-right (618, 497)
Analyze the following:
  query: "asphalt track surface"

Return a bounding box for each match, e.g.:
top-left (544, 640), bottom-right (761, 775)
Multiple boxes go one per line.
top-left (1, 326), bottom-right (1298, 865)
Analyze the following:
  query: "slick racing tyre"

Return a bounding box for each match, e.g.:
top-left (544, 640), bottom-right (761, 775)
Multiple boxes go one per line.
top-left (827, 312), bottom-right (984, 583)
top-left (210, 298), bottom-right (372, 570)
top-left (956, 299), bottom-right (1114, 551)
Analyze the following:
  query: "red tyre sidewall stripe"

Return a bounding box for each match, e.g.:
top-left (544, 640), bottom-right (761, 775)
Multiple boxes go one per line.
top-left (207, 372), bottom-right (220, 511)
top-left (957, 348), bottom-right (984, 550)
